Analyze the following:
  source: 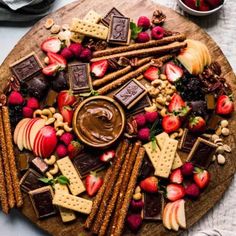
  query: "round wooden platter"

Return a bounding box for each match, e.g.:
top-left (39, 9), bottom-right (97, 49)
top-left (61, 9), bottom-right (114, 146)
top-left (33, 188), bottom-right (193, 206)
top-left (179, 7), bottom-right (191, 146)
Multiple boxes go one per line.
top-left (1, 0), bottom-right (236, 235)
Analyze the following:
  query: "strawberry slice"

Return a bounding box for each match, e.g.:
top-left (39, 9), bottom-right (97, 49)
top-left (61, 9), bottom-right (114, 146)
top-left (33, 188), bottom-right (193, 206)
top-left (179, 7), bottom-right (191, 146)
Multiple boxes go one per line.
top-left (42, 63), bottom-right (60, 76)
top-left (168, 93), bottom-right (187, 113)
top-left (47, 52), bottom-right (67, 69)
top-left (215, 95), bottom-right (234, 115)
top-left (193, 168), bottom-right (210, 189)
top-left (188, 116), bottom-right (206, 133)
top-left (162, 115), bottom-right (181, 134)
top-left (165, 62), bottom-right (183, 83)
top-left (166, 184), bottom-right (185, 201)
top-left (41, 38), bottom-right (61, 53)
top-left (143, 66), bottom-right (160, 81)
top-left (170, 169), bottom-right (183, 184)
top-left (91, 60), bottom-right (108, 78)
top-left (60, 106), bottom-right (73, 126)
top-left (57, 90), bottom-right (76, 112)
top-left (85, 172), bottom-right (103, 197)
top-left (100, 150), bottom-right (115, 162)
top-left (140, 176), bottom-right (158, 193)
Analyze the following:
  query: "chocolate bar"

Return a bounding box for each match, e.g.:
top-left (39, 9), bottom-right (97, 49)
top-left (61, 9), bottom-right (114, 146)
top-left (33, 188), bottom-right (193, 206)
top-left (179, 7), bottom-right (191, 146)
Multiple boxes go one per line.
top-left (178, 129), bottom-right (199, 153)
top-left (72, 151), bottom-right (104, 178)
top-left (187, 137), bottom-right (217, 169)
top-left (31, 157), bottom-right (48, 174)
top-left (205, 94), bottom-right (215, 110)
top-left (102, 7), bottom-right (124, 26)
top-left (20, 169), bottom-right (45, 193)
top-left (10, 52), bottom-right (42, 81)
top-left (114, 79), bottom-right (147, 109)
top-left (108, 15), bottom-right (131, 45)
top-left (29, 186), bottom-right (56, 219)
top-left (142, 192), bottom-right (164, 221)
top-left (68, 63), bottom-right (92, 94)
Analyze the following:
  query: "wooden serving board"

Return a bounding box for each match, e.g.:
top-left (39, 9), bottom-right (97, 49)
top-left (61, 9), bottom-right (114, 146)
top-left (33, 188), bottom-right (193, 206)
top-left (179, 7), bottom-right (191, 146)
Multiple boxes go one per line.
top-left (0, 0), bottom-right (236, 235)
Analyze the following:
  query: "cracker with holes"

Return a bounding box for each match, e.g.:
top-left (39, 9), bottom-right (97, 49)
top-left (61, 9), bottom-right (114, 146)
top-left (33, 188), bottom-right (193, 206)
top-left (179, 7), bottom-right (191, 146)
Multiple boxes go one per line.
top-left (57, 156), bottom-right (85, 195)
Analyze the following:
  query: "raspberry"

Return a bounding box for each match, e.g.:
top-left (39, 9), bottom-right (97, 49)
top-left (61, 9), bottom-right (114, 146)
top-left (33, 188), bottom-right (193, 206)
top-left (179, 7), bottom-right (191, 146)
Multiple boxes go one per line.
top-left (181, 162), bottom-right (194, 176)
top-left (137, 127), bottom-right (150, 141)
top-left (134, 114), bottom-right (146, 128)
top-left (56, 144), bottom-right (68, 158)
top-left (137, 16), bottom-right (150, 30)
top-left (151, 26), bottom-right (165, 40)
top-left (136, 32), bottom-right (150, 43)
top-left (145, 111), bottom-right (158, 123)
top-left (8, 91), bottom-right (24, 105)
top-left (59, 132), bottom-right (74, 146)
top-left (80, 48), bottom-right (92, 62)
top-left (22, 106), bottom-right (33, 118)
top-left (60, 47), bottom-right (74, 60)
top-left (26, 97), bottom-right (39, 110)
top-left (68, 43), bottom-right (82, 57)
top-left (185, 183), bottom-right (200, 199)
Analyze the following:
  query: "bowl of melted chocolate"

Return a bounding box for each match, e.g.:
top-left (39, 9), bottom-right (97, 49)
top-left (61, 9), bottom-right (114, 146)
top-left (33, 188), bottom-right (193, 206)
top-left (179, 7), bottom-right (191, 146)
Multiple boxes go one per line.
top-left (73, 96), bottom-right (125, 148)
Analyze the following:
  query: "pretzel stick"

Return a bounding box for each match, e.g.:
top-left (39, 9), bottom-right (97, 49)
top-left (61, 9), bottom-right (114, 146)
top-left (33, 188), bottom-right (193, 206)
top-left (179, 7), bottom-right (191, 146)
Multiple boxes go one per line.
top-left (110, 141), bottom-right (141, 235)
top-left (2, 106), bottom-right (23, 207)
top-left (0, 109), bottom-right (15, 209)
top-left (98, 145), bottom-right (133, 236)
top-left (93, 57), bottom-right (153, 87)
top-left (112, 147), bottom-right (145, 236)
top-left (91, 140), bottom-right (130, 234)
top-left (91, 41), bottom-right (187, 62)
top-left (93, 34), bottom-right (186, 58)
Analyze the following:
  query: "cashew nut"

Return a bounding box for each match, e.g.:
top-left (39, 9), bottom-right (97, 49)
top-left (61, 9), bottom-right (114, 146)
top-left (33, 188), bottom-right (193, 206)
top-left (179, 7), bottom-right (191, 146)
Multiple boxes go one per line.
top-left (49, 107), bottom-right (56, 114)
top-left (49, 163), bottom-right (59, 175)
top-left (156, 97), bottom-right (166, 105)
top-left (151, 79), bottom-right (161, 87)
top-left (45, 117), bottom-right (56, 125)
top-left (155, 102), bottom-right (164, 110)
top-left (165, 88), bottom-right (174, 95)
top-left (144, 105), bottom-right (157, 113)
top-left (149, 87), bottom-right (160, 97)
top-left (170, 132), bottom-right (179, 139)
top-left (42, 109), bottom-right (53, 118)
top-left (178, 128), bottom-right (184, 137)
top-left (159, 74), bottom-right (167, 80)
top-left (54, 121), bottom-right (65, 130)
top-left (33, 109), bottom-right (42, 118)
top-left (160, 108), bottom-right (167, 117)
top-left (53, 113), bottom-right (63, 122)
top-left (40, 115), bottom-right (48, 120)
top-left (46, 171), bottom-right (53, 179)
top-left (56, 129), bottom-right (65, 136)
top-left (64, 123), bottom-right (72, 132)
top-left (44, 155), bottom-right (57, 165)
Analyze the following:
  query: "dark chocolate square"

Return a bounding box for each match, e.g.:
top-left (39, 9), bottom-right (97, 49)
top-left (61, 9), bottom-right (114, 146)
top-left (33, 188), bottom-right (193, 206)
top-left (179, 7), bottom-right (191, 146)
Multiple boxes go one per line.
top-left (68, 63), bottom-right (92, 94)
top-left (187, 137), bottom-right (217, 169)
top-left (102, 7), bottom-right (124, 26)
top-left (29, 186), bottom-right (56, 219)
top-left (179, 129), bottom-right (199, 153)
top-left (10, 52), bottom-right (42, 81)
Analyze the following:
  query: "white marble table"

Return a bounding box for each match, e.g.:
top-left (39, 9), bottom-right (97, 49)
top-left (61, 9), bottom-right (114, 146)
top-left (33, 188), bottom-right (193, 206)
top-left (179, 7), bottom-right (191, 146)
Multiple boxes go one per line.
top-left (0, 0), bottom-right (235, 235)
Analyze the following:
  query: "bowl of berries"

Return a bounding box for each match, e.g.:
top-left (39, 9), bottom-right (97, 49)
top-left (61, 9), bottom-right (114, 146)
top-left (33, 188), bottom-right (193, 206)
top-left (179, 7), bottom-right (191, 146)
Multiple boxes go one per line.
top-left (177, 0), bottom-right (226, 16)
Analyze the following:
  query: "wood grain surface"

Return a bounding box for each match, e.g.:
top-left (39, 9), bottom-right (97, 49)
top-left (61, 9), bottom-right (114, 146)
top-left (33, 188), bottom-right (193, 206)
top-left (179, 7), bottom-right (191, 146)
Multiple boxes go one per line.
top-left (0, 0), bottom-right (236, 236)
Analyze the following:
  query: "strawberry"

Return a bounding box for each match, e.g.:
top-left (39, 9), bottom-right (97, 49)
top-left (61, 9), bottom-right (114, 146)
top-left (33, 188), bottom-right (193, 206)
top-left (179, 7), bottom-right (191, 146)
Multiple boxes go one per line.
top-left (170, 169), bottom-right (183, 184)
top-left (67, 141), bottom-right (82, 159)
top-left (193, 167), bottom-right (210, 189)
top-left (165, 62), bottom-right (183, 83)
top-left (188, 116), bottom-right (206, 133)
top-left (41, 38), bottom-right (61, 53)
top-left (47, 52), bottom-right (67, 69)
top-left (166, 184), bottom-right (185, 201)
top-left (42, 63), bottom-right (60, 76)
top-left (184, 0), bottom-right (198, 10)
top-left (100, 150), bottom-right (115, 162)
top-left (162, 115), bottom-right (181, 134)
top-left (205, 0), bottom-right (222, 8)
top-left (215, 95), bottom-right (234, 115)
top-left (8, 91), bottom-right (24, 105)
top-left (140, 176), bottom-right (158, 193)
top-left (90, 60), bottom-right (108, 78)
top-left (199, 0), bottom-right (210, 11)
top-left (168, 93), bottom-right (186, 113)
top-left (143, 66), bottom-right (160, 81)
top-left (60, 106), bottom-right (73, 126)
top-left (57, 90), bottom-right (76, 111)
top-left (85, 172), bottom-right (103, 197)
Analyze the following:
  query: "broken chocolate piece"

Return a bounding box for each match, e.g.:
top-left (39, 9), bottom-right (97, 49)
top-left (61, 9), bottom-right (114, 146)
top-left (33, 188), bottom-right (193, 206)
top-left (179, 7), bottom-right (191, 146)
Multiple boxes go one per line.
top-left (102, 7), bottom-right (124, 26)
top-left (142, 192), bottom-right (164, 220)
top-left (68, 63), bottom-right (92, 94)
top-left (108, 15), bottom-right (131, 45)
top-left (43, 89), bottom-right (58, 107)
top-left (187, 137), bottom-right (217, 169)
top-left (205, 94), bottom-right (215, 110)
top-left (138, 156), bottom-right (155, 181)
top-left (20, 169), bottom-right (45, 193)
top-left (51, 71), bottom-right (69, 92)
top-left (188, 101), bottom-right (208, 117)
top-left (10, 52), bottom-right (42, 81)
top-left (179, 129), bottom-right (199, 153)
top-left (29, 186), bottom-right (56, 219)
top-left (114, 79), bottom-right (147, 109)
top-left (18, 153), bottom-right (30, 172)
top-left (31, 157), bottom-right (48, 174)
top-left (207, 114), bottom-right (222, 132)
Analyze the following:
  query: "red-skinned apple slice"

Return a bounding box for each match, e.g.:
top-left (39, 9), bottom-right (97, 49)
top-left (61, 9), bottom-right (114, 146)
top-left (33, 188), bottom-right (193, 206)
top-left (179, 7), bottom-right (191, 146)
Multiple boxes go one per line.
top-left (162, 202), bottom-right (172, 230)
top-left (25, 118), bottom-right (39, 150)
top-left (33, 128), bottom-right (44, 157)
top-left (16, 118), bottom-right (31, 151)
top-left (14, 118), bottom-right (29, 144)
top-left (29, 119), bottom-right (46, 150)
top-left (170, 201), bottom-right (180, 231)
top-left (176, 199), bottom-right (186, 229)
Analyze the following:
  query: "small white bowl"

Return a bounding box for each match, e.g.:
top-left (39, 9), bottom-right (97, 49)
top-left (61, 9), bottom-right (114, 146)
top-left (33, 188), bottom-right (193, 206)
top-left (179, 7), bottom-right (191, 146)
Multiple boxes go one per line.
top-left (177, 0), bottom-right (227, 16)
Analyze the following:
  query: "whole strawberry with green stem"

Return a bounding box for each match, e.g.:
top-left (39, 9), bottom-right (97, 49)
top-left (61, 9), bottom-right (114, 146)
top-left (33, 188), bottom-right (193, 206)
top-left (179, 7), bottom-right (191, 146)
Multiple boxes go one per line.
top-left (67, 141), bottom-right (82, 159)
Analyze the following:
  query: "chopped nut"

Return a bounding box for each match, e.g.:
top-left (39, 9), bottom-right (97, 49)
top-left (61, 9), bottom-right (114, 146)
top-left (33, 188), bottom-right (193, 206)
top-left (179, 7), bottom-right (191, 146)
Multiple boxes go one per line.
top-left (221, 127), bottom-right (230, 136)
top-left (50, 24), bottom-right (61, 34)
top-left (220, 120), bottom-right (229, 128)
top-left (217, 154), bottom-right (225, 165)
top-left (223, 144), bottom-right (231, 153)
top-left (152, 9), bottom-right (166, 25)
top-left (211, 134), bottom-right (219, 142)
top-left (214, 138), bottom-right (223, 144)
top-left (215, 126), bottom-right (222, 136)
top-left (216, 146), bottom-right (224, 154)
top-left (144, 105), bottom-right (157, 112)
top-left (170, 132), bottom-right (179, 139)
top-left (56, 129), bottom-right (65, 136)
top-left (44, 18), bottom-right (54, 29)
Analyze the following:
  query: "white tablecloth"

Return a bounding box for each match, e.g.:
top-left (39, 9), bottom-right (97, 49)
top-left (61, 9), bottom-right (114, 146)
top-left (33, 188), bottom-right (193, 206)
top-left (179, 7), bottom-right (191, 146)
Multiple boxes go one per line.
top-left (0, 0), bottom-right (235, 235)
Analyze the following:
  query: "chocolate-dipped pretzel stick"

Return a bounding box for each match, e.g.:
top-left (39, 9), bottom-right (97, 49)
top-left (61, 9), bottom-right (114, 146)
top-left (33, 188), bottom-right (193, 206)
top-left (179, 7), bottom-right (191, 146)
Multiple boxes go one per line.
top-left (0, 109), bottom-right (15, 209)
top-left (93, 34), bottom-right (186, 58)
top-left (98, 145), bottom-right (133, 236)
top-left (2, 106), bottom-right (23, 207)
top-left (93, 57), bottom-right (153, 88)
top-left (112, 147), bottom-right (145, 236)
top-left (91, 41), bottom-right (187, 62)
top-left (91, 140), bottom-right (130, 234)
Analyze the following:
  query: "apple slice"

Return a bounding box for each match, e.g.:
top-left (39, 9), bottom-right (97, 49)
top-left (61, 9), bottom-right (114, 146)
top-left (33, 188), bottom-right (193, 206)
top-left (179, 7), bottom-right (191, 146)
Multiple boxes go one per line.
top-left (29, 119), bottom-right (46, 150)
top-left (176, 199), bottom-right (186, 229)
top-left (16, 118), bottom-right (31, 151)
top-left (162, 202), bottom-right (172, 230)
top-left (170, 201), bottom-right (179, 231)
top-left (24, 118), bottom-right (39, 150)
top-left (33, 129), bottom-right (44, 157)
top-left (14, 118), bottom-right (29, 144)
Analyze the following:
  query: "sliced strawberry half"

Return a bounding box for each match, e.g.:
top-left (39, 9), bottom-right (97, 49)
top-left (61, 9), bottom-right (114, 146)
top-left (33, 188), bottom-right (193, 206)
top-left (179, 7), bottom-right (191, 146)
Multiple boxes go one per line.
top-left (193, 168), bottom-right (210, 189)
top-left (168, 93), bottom-right (186, 112)
top-left (162, 115), bottom-right (181, 134)
top-left (91, 60), bottom-right (108, 78)
top-left (42, 63), bottom-right (60, 76)
top-left (215, 94), bottom-right (234, 115)
top-left (85, 172), bottom-right (103, 197)
top-left (165, 62), bottom-right (183, 83)
top-left (166, 183), bottom-right (185, 202)
top-left (57, 90), bottom-right (76, 112)
top-left (47, 52), bottom-right (67, 69)
top-left (170, 169), bottom-right (183, 184)
top-left (41, 38), bottom-right (61, 53)
top-left (60, 106), bottom-right (74, 126)
top-left (143, 66), bottom-right (160, 81)
top-left (100, 150), bottom-right (115, 162)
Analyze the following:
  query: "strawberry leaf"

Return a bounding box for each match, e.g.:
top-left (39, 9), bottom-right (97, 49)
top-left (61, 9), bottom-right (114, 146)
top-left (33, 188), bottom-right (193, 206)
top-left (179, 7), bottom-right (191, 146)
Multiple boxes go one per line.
top-left (130, 22), bottom-right (142, 40)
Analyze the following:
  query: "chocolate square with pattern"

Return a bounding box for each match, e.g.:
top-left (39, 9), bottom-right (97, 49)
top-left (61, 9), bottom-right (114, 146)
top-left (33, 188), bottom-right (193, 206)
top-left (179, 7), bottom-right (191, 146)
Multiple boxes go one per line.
top-left (102, 7), bottom-right (124, 26)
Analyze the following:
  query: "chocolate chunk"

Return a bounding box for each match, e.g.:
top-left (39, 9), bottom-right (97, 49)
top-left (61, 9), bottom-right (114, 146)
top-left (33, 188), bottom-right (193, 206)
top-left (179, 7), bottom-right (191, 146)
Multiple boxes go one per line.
top-left (43, 90), bottom-right (58, 107)
top-left (10, 52), bottom-right (42, 81)
top-left (51, 71), bottom-right (69, 92)
top-left (138, 156), bottom-right (155, 181)
top-left (187, 137), bottom-right (217, 169)
top-left (18, 153), bottom-right (30, 172)
top-left (207, 114), bottom-right (222, 132)
top-left (72, 151), bottom-right (104, 178)
top-left (205, 94), bottom-right (215, 110)
top-left (143, 192), bottom-right (164, 221)
top-left (29, 186), bottom-right (56, 219)
top-left (20, 169), bottom-right (45, 193)
top-left (179, 129), bottom-right (199, 153)
top-left (114, 79), bottom-right (147, 109)
top-left (68, 63), bottom-right (92, 94)
top-left (31, 157), bottom-right (48, 174)
top-left (102, 7), bottom-right (124, 26)
top-left (188, 100), bottom-right (208, 117)
top-left (108, 15), bottom-right (131, 45)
